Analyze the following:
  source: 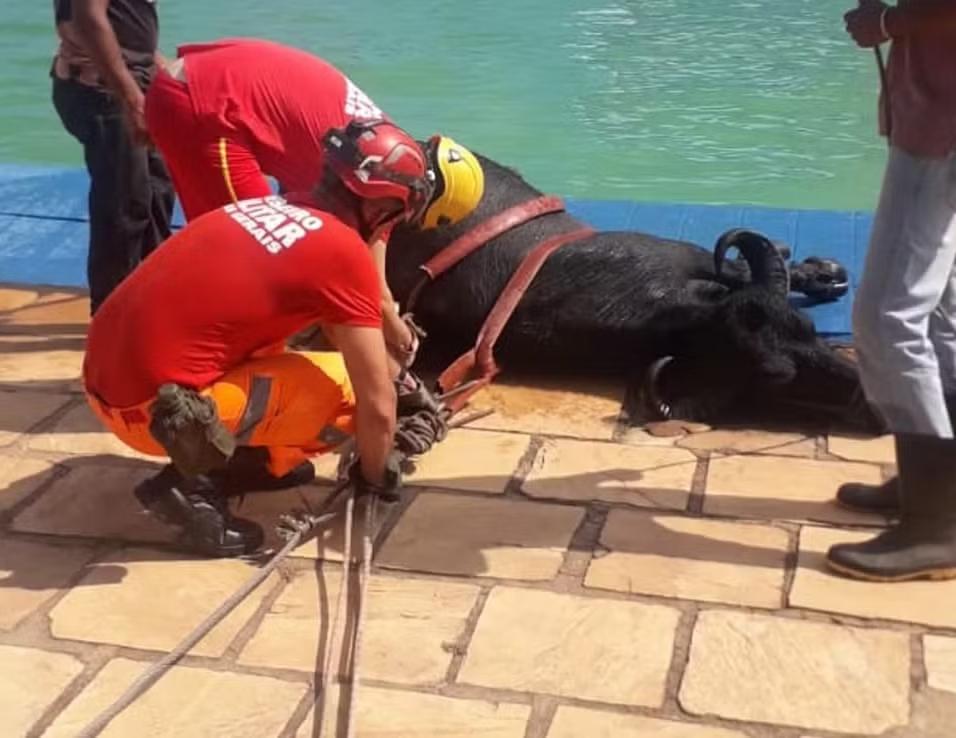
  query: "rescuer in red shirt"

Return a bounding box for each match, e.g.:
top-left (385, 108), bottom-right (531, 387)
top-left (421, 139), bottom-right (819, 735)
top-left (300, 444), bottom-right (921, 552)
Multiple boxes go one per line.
top-left (145, 38), bottom-right (485, 371)
top-left (84, 118), bottom-right (441, 557)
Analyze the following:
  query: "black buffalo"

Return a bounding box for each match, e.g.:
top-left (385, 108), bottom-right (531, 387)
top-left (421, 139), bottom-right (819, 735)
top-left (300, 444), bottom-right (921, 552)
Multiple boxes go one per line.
top-left (387, 154), bottom-right (878, 432)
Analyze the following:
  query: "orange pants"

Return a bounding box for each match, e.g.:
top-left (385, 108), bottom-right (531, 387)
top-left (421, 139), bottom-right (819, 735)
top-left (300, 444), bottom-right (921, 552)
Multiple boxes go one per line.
top-left (89, 352), bottom-right (356, 477)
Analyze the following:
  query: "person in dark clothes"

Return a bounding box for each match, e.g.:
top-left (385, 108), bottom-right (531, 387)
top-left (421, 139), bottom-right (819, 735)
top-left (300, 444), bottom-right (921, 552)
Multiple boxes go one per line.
top-left (51, 0), bottom-right (174, 314)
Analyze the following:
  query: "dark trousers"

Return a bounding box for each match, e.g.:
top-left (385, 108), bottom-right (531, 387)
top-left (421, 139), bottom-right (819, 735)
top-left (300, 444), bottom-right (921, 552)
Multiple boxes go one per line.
top-left (52, 76), bottom-right (174, 313)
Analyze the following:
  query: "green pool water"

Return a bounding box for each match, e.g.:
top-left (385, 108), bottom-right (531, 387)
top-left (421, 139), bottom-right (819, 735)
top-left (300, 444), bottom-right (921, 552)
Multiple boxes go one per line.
top-left (0, 0), bottom-right (887, 210)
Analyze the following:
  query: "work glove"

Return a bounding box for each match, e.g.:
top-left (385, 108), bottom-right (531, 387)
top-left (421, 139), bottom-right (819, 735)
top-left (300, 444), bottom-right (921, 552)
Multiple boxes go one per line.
top-left (396, 369), bottom-right (445, 418)
top-left (347, 451), bottom-right (403, 502)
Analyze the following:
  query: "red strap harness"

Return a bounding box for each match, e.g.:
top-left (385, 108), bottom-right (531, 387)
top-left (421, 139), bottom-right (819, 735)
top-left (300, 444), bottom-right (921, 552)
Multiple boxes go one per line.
top-left (405, 195), bottom-right (595, 412)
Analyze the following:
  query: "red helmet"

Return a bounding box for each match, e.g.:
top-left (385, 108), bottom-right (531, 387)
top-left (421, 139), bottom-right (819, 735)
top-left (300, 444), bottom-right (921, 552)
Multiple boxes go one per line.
top-left (323, 120), bottom-right (434, 228)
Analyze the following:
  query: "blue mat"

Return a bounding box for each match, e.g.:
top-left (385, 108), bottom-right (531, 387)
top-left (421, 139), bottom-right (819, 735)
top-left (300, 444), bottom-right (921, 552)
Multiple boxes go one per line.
top-left (0, 163), bottom-right (871, 339)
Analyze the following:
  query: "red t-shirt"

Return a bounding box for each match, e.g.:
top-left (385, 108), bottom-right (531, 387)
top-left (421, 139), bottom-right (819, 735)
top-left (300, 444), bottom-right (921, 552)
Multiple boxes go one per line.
top-left (84, 196), bottom-right (382, 407)
top-left (179, 38), bottom-right (390, 193)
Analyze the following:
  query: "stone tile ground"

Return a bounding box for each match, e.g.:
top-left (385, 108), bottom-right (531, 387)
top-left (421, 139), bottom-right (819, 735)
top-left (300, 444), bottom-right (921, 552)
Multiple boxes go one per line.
top-left (2, 284), bottom-right (955, 737)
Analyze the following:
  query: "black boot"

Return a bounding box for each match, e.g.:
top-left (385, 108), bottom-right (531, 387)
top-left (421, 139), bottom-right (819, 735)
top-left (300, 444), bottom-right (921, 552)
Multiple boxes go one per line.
top-left (135, 465), bottom-right (264, 557)
top-left (835, 476), bottom-right (899, 513)
top-left (832, 393), bottom-right (956, 513)
top-left (214, 447), bottom-right (315, 496)
top-left (826, 434), bottom-right (956, 581)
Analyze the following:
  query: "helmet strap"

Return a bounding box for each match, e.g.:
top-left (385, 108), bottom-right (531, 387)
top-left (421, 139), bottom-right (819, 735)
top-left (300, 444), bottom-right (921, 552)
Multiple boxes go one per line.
top-left (357, 198), bottom-right (404, 241)
top-left (312, 171), bottom-right (401, 242)
top-left (311, 172), bottom-right (369, 237)
top-left (422, 136), bottom-right (446, 213)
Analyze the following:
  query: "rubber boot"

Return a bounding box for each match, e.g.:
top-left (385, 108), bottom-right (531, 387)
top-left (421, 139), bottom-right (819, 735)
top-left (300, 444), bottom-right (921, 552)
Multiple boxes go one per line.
top-left (135, 465), bottom-right (264, 557)
top-left (826, 433), bottom-right (956, 581)
top-left (834, 393), bottom-right (956, 513)
top-left (836, 477), bottom-right (899, 513)
top-left (215, 447), bottom-right (315, 496)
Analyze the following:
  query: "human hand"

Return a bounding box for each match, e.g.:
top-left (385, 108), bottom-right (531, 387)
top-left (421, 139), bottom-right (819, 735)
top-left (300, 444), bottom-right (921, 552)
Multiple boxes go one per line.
top-left (844, 0), bottom-right (893, 48)
top-left (347, 450), bottom-right (403, 501)
top-left (386, 311), bottom-right (425, 369)
top-left (382, 307), bottom-right (415, 367)
top-left (398, 313), bottom-right (426, 367)
top-left (393, 331), bottom-right (419, 369)
top-left (123, 88), bottom-right (151, 146)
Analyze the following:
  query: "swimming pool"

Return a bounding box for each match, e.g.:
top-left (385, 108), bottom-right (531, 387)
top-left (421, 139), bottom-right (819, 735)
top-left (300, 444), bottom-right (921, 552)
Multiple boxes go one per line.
top-left (1, 0), bottom-right (885, 210)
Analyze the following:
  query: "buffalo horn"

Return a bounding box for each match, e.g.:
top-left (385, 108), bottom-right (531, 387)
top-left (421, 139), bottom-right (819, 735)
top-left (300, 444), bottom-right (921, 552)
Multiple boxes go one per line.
top-left (714, 228), bottom-right (790, 299)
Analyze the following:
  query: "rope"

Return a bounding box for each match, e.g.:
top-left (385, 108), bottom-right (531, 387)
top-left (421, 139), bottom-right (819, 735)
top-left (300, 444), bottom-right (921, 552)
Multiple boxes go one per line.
top-left (394, 409), bottom-right (449, 456)
top-left (74, 408), bottom-right (494, 738)
top-left (316, 488), bottom-right (354, 735)
top-left (74, 479), bottom-right (351, 738)
top-left (72, 497), bottom-right (330, 738)
top-left (345, 495), bottom-right (376, 738)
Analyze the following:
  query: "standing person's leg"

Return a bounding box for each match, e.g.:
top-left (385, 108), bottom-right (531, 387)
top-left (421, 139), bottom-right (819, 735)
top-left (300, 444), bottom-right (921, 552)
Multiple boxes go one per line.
top-left (145, 71), bottom-right (272, 221)
top-left (143, 147), bottom-right (175, 260)
top-left (53, 77), bottom-right (159, 313)
top-left (852, 147), bottom-right (956, 436)
top-left (929, 251), bottom-right (956, 417)
top-left (828, 148), bottom-right (956, 581)
top-left (835, 149), bottom-right (956, 512)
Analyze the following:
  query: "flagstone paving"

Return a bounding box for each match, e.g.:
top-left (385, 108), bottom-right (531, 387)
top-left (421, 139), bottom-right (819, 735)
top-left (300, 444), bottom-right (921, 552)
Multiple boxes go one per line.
top-left (791, 526), bottom-right (956, 630)
top-left (584, 510), bottom-right (789, 609)
top-left (0, 389), bottom-right (72, 447)
top-left (924, 636), bottom-right (956, 695)
top-left (2, 283), bottom-right (955, 737)
top-left (43, 658), bottom-right (307, 738)
top-left (679, 610), bottom-right (911, 735)
top-left (295, 686), bottom-right (531, 738)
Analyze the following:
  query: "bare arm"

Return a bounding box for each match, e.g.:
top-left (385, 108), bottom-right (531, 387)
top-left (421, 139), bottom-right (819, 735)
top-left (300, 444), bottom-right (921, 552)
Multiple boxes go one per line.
top-left (369, 236), bottom-right (415, 359)
top-left (326, 324), bottom-right (397, 486)
top-left (73, 0), bottom-right (148, 140)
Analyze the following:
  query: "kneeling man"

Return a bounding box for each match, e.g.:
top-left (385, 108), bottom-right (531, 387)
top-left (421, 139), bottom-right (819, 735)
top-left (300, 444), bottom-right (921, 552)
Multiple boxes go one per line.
top-left (84, 192), bottom-right (400, 557)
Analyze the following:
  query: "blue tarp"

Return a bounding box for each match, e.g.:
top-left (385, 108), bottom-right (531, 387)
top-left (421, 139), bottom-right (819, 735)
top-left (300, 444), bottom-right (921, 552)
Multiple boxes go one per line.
top-left (0, 163), bottom-right (871, 339)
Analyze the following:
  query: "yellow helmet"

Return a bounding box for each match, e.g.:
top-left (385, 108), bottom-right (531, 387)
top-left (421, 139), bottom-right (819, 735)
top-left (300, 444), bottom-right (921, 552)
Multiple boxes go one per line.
top-left (421, 136), bottom-right (484, 229)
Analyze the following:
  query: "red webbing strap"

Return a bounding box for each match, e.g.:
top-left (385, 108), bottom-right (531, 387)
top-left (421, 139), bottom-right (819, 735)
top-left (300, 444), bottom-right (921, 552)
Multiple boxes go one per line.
top-left (438, 226), bottom-right (595, 413)
top-left (422, 195), bottom-right (566, 279)
top-left (405, 195), bottom-right (566, 313)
